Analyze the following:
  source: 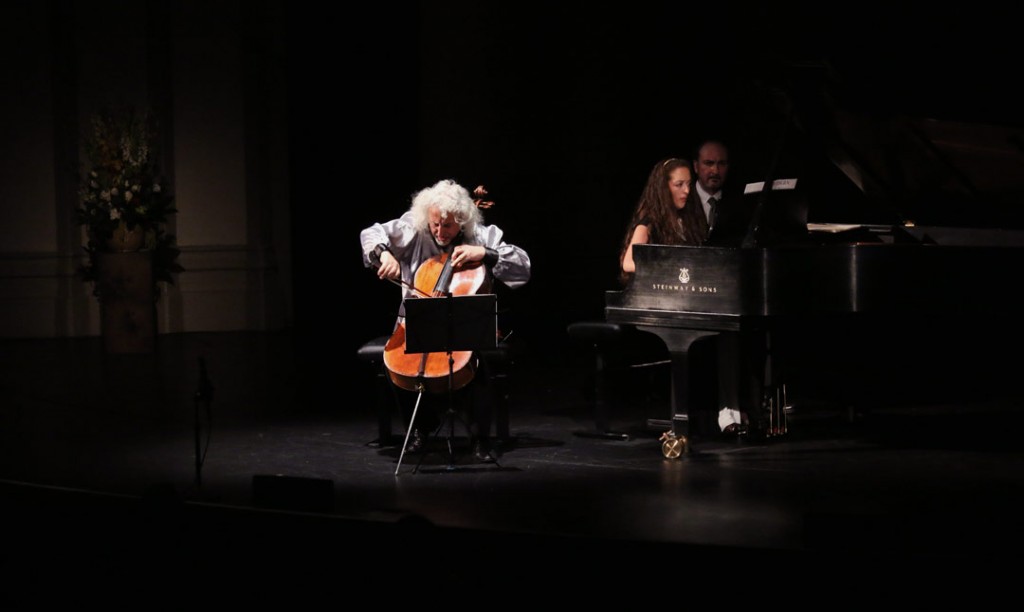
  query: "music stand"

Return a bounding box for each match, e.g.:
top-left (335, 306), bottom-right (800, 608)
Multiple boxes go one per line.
top-left (395, 293), bottom-right (497, 474)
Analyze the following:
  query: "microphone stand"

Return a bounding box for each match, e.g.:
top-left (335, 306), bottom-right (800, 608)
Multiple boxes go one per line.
top-left (194, 357), bottom-right (214, 489)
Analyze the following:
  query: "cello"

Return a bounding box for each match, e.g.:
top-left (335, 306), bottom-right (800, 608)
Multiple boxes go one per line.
top-left (382, 188), bottom-right (495, 395)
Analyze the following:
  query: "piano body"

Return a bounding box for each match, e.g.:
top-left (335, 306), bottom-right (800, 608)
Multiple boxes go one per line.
top-left (606, 233), bottom-right (1024, 448)
top-left (604, 62), bottom-right (1024, 454)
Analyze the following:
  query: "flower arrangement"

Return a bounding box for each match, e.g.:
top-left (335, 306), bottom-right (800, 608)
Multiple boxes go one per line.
top-left (75, 107), bottom-right (183, 286)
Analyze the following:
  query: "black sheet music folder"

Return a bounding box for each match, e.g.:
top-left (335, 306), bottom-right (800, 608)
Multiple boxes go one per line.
top-left (403, 293), bottom-right (497, 353)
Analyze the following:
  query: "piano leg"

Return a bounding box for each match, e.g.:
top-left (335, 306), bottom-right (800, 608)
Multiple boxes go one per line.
top-left (638, 326), bottom-right (720, 450)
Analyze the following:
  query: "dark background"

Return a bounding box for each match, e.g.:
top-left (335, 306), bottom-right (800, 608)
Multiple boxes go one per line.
top-left (285, 2), bottom-right (1024, 394)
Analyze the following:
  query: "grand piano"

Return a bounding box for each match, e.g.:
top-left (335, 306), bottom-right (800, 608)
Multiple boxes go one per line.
top-left (605, 62), bottom-right (1024, 455)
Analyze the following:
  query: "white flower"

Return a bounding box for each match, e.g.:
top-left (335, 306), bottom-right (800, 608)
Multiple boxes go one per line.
top-left (101, 190), bottom-right (111, 202)
top-left (125, 191), bottom-right (133, 202)
top-left (153, 184), bottom-right (161, 193)
top-left (111, 187), bottom-right (119, 196)
top-left (132, 184), bottom-right (140, 192)
top-left (110, 208), bottom-right (122, 220)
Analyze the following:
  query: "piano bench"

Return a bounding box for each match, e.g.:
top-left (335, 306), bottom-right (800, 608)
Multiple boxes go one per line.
top-left (356, 335), bottom-right (512, 447)
top-left (566, 321), bottom-right (670, 440)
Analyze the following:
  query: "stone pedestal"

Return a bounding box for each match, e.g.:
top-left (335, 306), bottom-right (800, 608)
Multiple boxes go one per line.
top-left (97, 251), bottom-right (155, 353)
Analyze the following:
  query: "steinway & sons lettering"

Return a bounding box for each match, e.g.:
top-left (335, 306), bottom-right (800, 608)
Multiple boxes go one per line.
top-left (650, 283), bottom-right (717, 293)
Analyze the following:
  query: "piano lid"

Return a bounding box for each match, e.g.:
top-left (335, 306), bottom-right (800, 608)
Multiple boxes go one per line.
top-left (716, 52), bottom-right (1024, 239)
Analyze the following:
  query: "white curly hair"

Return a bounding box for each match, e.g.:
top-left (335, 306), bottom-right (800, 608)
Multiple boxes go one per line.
top-left (409, 179), bottom-right (482, 236)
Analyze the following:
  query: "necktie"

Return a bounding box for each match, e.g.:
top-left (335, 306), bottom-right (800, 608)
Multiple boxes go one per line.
top-left (707, 197), bottom-right (718, 228)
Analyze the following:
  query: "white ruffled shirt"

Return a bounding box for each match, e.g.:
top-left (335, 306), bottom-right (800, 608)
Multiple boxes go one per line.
top-left (360, 211), bottom-right (532, 316)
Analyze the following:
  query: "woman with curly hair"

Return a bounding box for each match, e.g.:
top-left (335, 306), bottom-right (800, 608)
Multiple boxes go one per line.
top-left (618, 157), bottom-right (708, 286)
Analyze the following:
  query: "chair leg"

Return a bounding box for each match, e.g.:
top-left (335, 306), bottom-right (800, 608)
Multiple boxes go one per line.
top-left (378, 372), bottom-right (392, 446)
top-left (368, 366), bottom-right (402, 447)
top-left (476, 350), bottom-right (511, 443)
top-left (574, 346), bottom-right (630, 441)
top-left (492, 369), bottom-right (510, 441)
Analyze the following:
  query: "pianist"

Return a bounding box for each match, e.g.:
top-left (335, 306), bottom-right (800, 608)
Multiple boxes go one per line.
top-left (618, 156), bottom-right (707, 286)
top-left (617, 147), bottom-right (767, 439)
top-left (617, 156), bottom-right (732, 436)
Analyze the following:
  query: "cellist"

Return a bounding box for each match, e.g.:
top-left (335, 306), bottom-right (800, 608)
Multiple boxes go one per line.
top-left (360, 179), bottom-right (531, 462)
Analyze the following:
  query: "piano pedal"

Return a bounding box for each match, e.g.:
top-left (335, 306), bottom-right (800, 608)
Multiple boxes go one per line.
top-left (761, 384), bottom-right (793, 439)
top-left (659, 430), bottom-right (687, 459)
top-left (781, 403), bottom-right (793, 436)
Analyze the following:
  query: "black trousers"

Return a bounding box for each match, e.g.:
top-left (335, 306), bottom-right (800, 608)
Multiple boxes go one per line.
top-left (716, 330), bottom-right (768, 427)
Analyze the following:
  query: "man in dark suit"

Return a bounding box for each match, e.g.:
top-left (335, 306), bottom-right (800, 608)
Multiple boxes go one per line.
top-left (692, 138), bottom-right (756, 247)
top-left (690, 138), bottom-right (767, 437)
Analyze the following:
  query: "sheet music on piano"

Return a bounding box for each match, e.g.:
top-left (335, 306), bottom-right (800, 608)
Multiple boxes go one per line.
top-left (806, 222), bottom-right (861, 233)
top-left (743, 178), bottom-right (798, 194)
top-left (739, 177), bottom-right (809, 247)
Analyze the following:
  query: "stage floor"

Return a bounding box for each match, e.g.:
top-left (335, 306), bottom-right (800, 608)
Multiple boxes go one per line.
top-left (3, 330), bottom-right (1023, 594)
